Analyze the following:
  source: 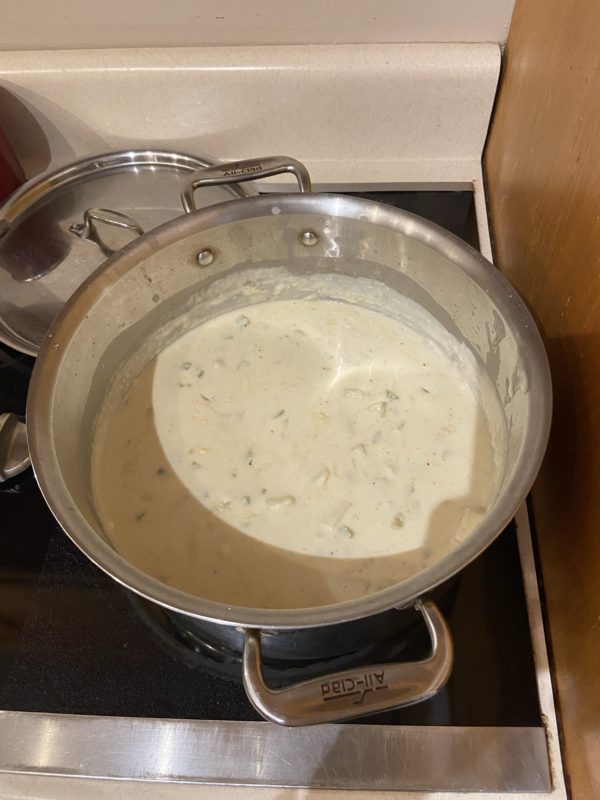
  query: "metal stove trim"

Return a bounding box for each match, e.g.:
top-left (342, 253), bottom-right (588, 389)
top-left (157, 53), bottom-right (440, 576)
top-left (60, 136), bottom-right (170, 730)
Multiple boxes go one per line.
top-left (0, 713), bottom-right (551, 793)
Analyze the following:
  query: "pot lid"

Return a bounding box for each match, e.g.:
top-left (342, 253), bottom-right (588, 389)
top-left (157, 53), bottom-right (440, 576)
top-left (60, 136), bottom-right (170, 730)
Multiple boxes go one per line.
top-left (0, 149), bottom-right (253, 356)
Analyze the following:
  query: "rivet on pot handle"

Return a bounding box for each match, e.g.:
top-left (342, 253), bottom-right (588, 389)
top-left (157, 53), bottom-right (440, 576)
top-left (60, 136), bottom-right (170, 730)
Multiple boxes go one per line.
top-left (242, 600), bottom-right (453, 726)
top-left (69, 208), bottom-right (145, 258)
top-left (181, 156), bottom-right (312, 213)
top-left (0, 412), bottom-right (30, 482)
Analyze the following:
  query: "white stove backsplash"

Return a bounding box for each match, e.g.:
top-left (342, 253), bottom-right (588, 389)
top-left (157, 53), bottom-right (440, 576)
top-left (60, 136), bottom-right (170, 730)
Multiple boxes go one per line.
top-left (0, 44), bottom-right (498, 187)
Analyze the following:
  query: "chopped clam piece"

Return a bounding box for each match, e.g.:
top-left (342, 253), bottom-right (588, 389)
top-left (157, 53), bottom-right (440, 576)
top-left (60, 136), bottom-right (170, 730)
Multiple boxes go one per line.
top-left (313, 468), bottom-right (331, 487)
top-left (369, 401), bottom-right (388, 417)
top-left (266, 495), bottom-right (296, 509)
top-left (332, 500), bottom-right (352, 526)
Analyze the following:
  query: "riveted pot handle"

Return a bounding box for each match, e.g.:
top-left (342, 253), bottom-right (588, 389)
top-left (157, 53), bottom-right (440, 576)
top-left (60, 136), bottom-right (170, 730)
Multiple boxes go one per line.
top-left (0, 412), bottom-right (30, 482)
top-left (181, 156), bottom-right (312, 213)
top-left (242, 600), bottom-right (453, 727)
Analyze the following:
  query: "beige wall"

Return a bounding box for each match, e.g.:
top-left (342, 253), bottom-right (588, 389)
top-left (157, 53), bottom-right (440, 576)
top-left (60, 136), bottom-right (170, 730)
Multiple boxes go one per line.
top-left (485, 1), bottom-right (600, 797)
top-left (0, 1), bottom-right (514, 50)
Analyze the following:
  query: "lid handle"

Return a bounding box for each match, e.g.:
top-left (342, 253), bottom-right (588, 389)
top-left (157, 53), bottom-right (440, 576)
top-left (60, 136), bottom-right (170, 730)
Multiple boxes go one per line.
top-left (181, 156), bottom-right (312, 213)
top-left (69, 208), bottom-right (145, 257)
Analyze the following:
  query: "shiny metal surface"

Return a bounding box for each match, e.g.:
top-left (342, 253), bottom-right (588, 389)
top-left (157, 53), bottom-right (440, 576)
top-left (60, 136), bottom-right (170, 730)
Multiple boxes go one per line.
top-left (182, 155), bottom-right (311, 212)
top-left (170, 591), bottom-right (449, 661)
top-left (243, 601), bottom-right (453, 725)
top-left (300, 229), bottom-right (319, 246)
top-left (69, 207), bottom-right (145, 257)
top-left (0, 711), bottom-right (552, 792)
top-left (27, 191), bottom-right (552, 634)
top-left (0, 149), bottom-right (254, 355)
top-left (196, 248), bottom-right (214, 267)
top-left (0, 412), bottom-right (30, 480)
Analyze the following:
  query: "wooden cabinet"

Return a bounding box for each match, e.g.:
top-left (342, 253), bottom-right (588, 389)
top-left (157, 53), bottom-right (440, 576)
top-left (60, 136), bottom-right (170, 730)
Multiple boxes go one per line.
top-left (485, 1), bottom-right (600, 796)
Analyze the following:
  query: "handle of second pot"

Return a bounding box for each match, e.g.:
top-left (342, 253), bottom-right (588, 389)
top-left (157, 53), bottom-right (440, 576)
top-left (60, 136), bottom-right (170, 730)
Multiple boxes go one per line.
top-left (242, 599), bottom-right (453, 727)
top-left (181, 156), bottom-right (312, 213)
top-left (0, 412), bottom-right (30, 482)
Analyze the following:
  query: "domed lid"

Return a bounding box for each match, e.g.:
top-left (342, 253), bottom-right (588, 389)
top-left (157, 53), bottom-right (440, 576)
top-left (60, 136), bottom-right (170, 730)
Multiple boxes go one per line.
top-left (0, 149), bottom-right (253, 355)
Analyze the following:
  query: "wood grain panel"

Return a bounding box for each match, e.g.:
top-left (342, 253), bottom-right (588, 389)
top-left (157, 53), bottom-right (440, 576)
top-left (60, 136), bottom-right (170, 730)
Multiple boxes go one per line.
top-left (485, 1), bottom-right (600, 796)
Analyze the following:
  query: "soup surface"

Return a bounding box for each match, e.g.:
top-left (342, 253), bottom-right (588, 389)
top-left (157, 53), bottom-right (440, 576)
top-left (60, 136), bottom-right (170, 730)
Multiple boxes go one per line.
top-left (92, 292), bottom-right (505, 608)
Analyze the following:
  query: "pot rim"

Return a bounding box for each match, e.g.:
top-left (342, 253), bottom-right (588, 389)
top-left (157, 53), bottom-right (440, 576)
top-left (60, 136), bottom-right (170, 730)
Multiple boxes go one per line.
top-left (27, 192), bottom-right (553, 630)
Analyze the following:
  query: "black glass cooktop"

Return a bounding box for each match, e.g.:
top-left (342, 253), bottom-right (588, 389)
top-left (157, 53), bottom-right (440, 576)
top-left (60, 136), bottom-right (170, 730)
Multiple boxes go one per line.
top-left (0, 191), bottom-right (541, 726)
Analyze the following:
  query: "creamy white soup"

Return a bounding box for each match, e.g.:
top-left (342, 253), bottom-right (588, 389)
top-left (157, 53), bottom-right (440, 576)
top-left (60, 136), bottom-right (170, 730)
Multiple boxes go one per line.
top-left (92, 290), bottom-right (505, 609)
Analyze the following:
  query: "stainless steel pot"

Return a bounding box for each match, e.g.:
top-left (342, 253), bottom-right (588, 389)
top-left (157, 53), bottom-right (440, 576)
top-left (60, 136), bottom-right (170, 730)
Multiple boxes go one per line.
top-left (18, 157), bottom-right (551, 725)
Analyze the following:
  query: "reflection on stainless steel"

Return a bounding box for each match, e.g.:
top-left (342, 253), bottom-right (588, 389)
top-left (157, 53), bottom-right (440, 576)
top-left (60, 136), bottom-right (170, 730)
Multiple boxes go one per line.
top-left (195, 248), bottom-right (214, 267)
top-left (0, 711), bottom-right (552, 792)
top-left (0, 411), bottom-right (30, 481)
top-left (300, 229), bottom-right (319, 246)
top-left (243, 601), bottom-right (453, 725)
